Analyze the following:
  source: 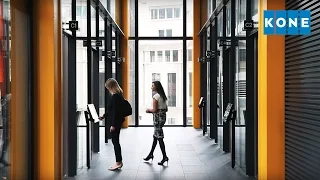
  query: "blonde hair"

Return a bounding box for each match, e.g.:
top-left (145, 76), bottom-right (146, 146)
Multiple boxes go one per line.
top-left (105, 78), bottom-right (123, 94)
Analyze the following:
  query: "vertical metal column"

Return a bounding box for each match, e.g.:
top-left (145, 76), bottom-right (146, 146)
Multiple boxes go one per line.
top-left (182, 0), bottom-right (187, 126)
top-left (68, 0), bottom-right (77, 176)
top-left (134, 0), bottom-right (139, 126)
top-left (87, 0), bottom-right (92, 104)
top-left (245, 0), bottom-right (256, 176)
top-left (222, 5), bottom-right (230, 153)
top-left (230, 0), bottom-right (236, 168)
top-left (115, 32), bottom-right (123, 86)
top-left (92, 2), bottom-right (100, 153)
top-left (210, 22), bottom-right (218, 140)
top-left (105, 20), bottom-right (113, 142)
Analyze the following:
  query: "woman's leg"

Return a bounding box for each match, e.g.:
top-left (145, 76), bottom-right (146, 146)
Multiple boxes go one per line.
top-left (111, 128), bottom-right (122, 163)
top-left (149, 136), bottom-right (158, 155)
top-left (158, 138), bottom-right (167, 158)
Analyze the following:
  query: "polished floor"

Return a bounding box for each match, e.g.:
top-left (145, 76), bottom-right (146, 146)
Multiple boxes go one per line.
top-left (66, 127), bottom-right (254, 180)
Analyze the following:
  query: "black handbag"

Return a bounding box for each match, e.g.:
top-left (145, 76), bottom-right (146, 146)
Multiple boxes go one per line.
top-left (123, 99), bottom-right (132, 117)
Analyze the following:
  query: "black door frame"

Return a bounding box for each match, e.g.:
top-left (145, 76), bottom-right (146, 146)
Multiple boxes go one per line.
top-left (245, 30), bottom-right (258, 177)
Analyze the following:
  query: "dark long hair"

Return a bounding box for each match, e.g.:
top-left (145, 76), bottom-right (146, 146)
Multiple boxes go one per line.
top-left (153, 81), bottom-right (167, 101)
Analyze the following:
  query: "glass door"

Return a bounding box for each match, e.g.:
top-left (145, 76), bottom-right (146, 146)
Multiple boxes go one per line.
top-left (234, 40), bottom-right (247, 171)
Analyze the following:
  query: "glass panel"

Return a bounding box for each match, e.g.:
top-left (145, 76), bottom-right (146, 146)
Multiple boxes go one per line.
top-left (208, 0), bottom-right (212, 18)
top-left (207, 27), bottom-right (211, 128)
top-left (252, 0), bottom-right (258, 18)
top-left (187, 0), bottom-right (194, 37)
top-left (139, 0), bottom-right (183, 37)
top-left (98, 16), bottom-right (105, 126)
top-left (217, 11), bottom-right (223, 38)
top-left (76, 40), bottom-right (88, 111)
top-left (139, 40), bottom-right (183, 125)
top-left (129, 0), bottom-right (135, 36)
top-left (217, 11), bottom-right (223, 148)
top-left (173, 50), bottom-right (178, 62)
top-left (166, 29), bottom-right (172, 37)
top-left (235, 40), bottom-right (246, 172)
top-left (91, 6), bottom-right (96, 37)
top-left (187, 41), bottom-right (193, 125)
top-left (236, 0), bottom-right (246, 36)
top-left (157, 51), bottom-right (163, 62)
top-left (110, 0), bottom-right (116, 20)
top-left (76, 1), bottom-right (87, 37)
top-left (159, 30), bottom-right (164, 37)
top-left (165, 50), bottom-right (170, 62)
top-left (159, 8), bottom-right (165, 19)
top-left (166, 8), bottom-right (173, 18)
top-left (226, 2), bottom-right (231, 37)
top-left (216, 0), bottom-right (222, 6)
top-left (128, 40), bottom-right (136, 125)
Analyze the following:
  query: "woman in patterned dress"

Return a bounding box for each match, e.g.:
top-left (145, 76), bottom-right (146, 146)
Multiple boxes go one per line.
top-left (143, 81), bottom-right (169, 165)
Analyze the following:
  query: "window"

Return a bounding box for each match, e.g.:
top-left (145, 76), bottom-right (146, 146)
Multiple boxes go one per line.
top-left (187, 117), bottom-right (192, 125)
top-left (76, 6), bottom-right (82, 16)
top-left (174, 8), bottom-right (181, 18)
top-left (165, 50), bottom-right (170, 62)
top-left (159, 9), bottom-right (165, 19)
top-left (166, 8), bottom-right (173, 18)
top-left (173, 50), bottom-right (178, 62)
top-left (152, 73), bottom-right (161, 81)
top-left (157, 51), bottom-right (163, 62)
top-left (151, 9), bottom-right (158, 19)
top-left (167, 73), bottom-right (177, 106)
top-left (166, 29), bottom-right (172, 37)
top-left (187, 49), bottom-right (192, 61)
top-left (168, 118), bottom-right (176, 124)
top-left (150, 51), bottom-right (155, 62)
top-left (159, 30), bottom-right (164, 37)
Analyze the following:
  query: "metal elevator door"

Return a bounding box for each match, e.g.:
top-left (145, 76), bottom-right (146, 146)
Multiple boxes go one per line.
top-left (285, 0), bottom-right (320, 179)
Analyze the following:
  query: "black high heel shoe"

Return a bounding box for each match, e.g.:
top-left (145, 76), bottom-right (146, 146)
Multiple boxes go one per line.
top-left (158, 157), bottom-right (169, 165)
top-left (143, 154), bottom-right (154, 161)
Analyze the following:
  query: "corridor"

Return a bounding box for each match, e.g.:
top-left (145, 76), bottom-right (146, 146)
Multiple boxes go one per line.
top-left (66, 127), bottom-right (252, 180)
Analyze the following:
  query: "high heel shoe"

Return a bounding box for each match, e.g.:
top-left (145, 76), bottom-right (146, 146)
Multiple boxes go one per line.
top-left (143, 154), bottom-right (154, 161)
top-left (108, 162), bottom-right (123, 171)
top-left (158, 157), bottom-right (169, 165)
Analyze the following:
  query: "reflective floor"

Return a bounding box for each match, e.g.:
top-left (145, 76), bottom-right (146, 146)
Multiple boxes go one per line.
top-left (66, 127), bottom-right (254, 180)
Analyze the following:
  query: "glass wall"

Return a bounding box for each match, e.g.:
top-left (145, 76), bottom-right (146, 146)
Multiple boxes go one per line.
top-left (138, 40), bottom-right (185, 125)
top-left (235, 40), bottom-right (246, 171)
top-left (217, 10), bottom-right (223, 148)
top-left (138, 0), bottom-right (183, 37)
top-left (132, 0), bottom-right (193, 126)
top-left (235, 0), bottom-right (246, 36)
top-left (187, 40), bottom-right (193, 125)
top-left (129, 40), bottom-right (136, 125)
top-left (206, 27), bottom-right (211, 128)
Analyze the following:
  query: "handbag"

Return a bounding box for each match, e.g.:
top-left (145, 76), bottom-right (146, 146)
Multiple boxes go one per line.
top-left (123, 99), bottom-right (132, 117)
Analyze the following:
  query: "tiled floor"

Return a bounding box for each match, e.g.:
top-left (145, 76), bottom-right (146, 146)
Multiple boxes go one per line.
top-left (66, 127), bottom-right (255, 180)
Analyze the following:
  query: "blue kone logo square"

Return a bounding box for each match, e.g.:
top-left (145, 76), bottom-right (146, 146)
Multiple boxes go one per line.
top-left (264, 10), bottom-right (311, 35)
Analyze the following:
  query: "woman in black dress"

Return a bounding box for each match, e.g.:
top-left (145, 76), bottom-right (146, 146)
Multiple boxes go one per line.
top-left (144, 81), bottom-right (169, 165)
top-left (99, 78), bottom-right (125, 170)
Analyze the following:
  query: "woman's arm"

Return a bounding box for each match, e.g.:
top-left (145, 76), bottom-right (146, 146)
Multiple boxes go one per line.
top-left (146, 98), bottom-right (158, 113)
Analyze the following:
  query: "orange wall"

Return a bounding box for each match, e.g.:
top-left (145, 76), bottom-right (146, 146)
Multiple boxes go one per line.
top-left (121, 0), bottom-right (129, 128)
top-left (10, 0), bottom-right (30, 178)
top-left (33, 0), bottom-right (62, 179)
top-left (192, 0), bottom-right (204, 128)
top-left (258, 0), bottom-right (285, 179)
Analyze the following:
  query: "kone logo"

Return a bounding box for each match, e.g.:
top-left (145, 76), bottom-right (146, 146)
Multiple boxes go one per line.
top-left (264, 10), bottom-right (311, 35)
